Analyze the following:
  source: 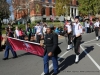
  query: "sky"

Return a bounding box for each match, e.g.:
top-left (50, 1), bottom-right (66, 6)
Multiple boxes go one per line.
top-left (6, 0), bottom-right (14, 20)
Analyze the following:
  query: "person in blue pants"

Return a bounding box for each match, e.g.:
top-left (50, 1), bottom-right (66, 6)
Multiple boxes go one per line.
top-left (40, 26), bottom-right (61, 75)
top-left (3, 39), bottom-right (17, 60)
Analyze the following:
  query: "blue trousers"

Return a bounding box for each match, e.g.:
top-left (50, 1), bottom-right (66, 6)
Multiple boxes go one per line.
top-left (4, 45), bottom-right (17, 58)
top-left (43, 53), bottom-right (58, 74)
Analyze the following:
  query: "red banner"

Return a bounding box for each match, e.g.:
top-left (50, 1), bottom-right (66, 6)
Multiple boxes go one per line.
top-left (7, 37), bottom-right (44, 56)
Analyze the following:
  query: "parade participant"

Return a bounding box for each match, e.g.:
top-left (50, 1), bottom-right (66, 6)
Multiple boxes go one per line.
top-left (65, 20), bottom-right (72, 50)
top-left (3, 36), bottom-right (17, 60)
top-left (40, 26), bottom-right (61, 75)
top-left (94, 18), bottom-right (100, 41)
top-left (73, 16), bottom-right (83, 63)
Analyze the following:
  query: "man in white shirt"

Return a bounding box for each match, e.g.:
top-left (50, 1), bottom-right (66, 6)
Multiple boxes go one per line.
top-left (94, 18), bottom-right (100, 41)
top-left (65, 21), bottom-right (72, 50)
top-left (35, 22), bottom-right (43, 43)
top-left (73, 16), bottom-right (83, 63)
top-left (43, 24), bottom-right (47, 35)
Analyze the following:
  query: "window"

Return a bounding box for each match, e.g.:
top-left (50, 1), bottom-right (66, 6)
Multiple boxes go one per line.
top-left (42, 0), bottom-right (45, 2)
top-left (50, 7), bottom-right (52, 15)
top-left (41, 7), bottom-right (45, 15)
top-left (48, 0), bottom-right (52, 3)
top-left (76, 1), bottom-right (79, 5)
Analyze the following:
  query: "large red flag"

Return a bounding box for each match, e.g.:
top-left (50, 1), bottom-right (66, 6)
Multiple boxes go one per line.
top-left (7, 37), bottom-right (44, 56)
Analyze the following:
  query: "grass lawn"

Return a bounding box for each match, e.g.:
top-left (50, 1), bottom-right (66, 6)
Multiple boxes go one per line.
top-left (2, 22), bottom-right (64, 34)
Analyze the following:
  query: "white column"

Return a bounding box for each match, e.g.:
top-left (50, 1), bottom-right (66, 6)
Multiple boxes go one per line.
top-left (73, 8), bottom-right (75, 18)
top-left (70, 7), bottom-right (72, 17)
top-left (76, 8), bottom-right (79, 16)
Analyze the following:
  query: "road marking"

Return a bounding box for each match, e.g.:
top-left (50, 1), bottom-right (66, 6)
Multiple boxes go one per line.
top-left (41, 38), bottom-right (99, 75)
top-left (96, 44), bottom-right (100, 47)
top-left (80, 45), bottom-right (100, 70)
top-left (41, 51), bottom-right (70, 75)
top-left (82, 39), bottom-right (96, 44)
top-left (82, 43), bottom-right (100, 45)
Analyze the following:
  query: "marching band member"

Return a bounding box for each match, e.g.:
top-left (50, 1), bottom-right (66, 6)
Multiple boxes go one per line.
top-left (65, 20), bottom-right (72, 50)
top-left (73, 16), bottom-right (83, 63)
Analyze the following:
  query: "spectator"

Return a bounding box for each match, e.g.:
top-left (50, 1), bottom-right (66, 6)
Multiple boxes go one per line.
top-left (19, 28), bottom-right (24, 40)
top-left (8, 27), bottom-right (14, 37)
top-left (32, 26), bottom-right (36, 36)
top-left (26, 24), bottom-right (32, 41)
top-left (43, 24), bottom-right (47, 35)
top-left (35, 22), bottom-right (43, 43)
top-left (15, 26), bottom-right (19, 39)
top-left (55, 27), bottom-right (60, 36)
top-left (30, 35), bottom-right (36, 42)
top-left (24, 35), bottom-right (28, 41)
top-left (86, 21), bottom-right (90, 33)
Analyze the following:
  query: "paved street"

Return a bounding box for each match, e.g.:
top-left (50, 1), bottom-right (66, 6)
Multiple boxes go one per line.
top-left (0, 32), bottom-right (100, 75)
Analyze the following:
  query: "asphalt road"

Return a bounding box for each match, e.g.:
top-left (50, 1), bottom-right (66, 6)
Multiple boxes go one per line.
top-left (0, 32), bottom-right (100, 75)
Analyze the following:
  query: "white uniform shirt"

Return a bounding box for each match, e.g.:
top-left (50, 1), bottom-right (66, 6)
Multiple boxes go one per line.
top-left (86, 23), bottom-right (90, 27)
top-left (94, 21), bottom-right (100, 27)
top-left (66, 24), bottom-right (72, 33)
top-left (73, 23), bottom-right (83, 37)
top-left (35, 25), bottom-right (42, 35)
top-left (43, 27), bottom-right (47, 34)
top-left (85, 22), bottom-right (87, 27)
top-left (15, 30), bottom-right (19, 36)
top-left (85, 22), bottom-right (90, 27)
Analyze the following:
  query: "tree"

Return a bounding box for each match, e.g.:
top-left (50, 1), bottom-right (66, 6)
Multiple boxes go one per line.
top-left (55, 0), bottom-right (70, 16)
top-left (0, 0), bottom-right (10, 20)
top-left (78, 0), bottom-right (100, 16)
top-left (0, 0), bottom-right (10, 47)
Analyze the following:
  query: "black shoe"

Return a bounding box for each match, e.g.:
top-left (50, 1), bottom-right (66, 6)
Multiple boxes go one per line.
top-left (52, 73), bottom-right (57, 75)
top-left (3, 58), bottom-right (8, 60)
top-left (12, 56), bottom-right (18, 59)
top-left (52, 71), bottom-right (60, 75)
top-left (44, 73), bottom-right (50, 75)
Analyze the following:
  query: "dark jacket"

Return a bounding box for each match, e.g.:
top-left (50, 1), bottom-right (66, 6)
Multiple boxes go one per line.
top-left (27, 27), bottom-right (32, 34)
top-left (44, 33), bottom-right (61, 56)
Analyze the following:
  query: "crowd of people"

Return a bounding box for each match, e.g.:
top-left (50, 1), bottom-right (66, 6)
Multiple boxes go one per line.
top-left (84, 19), bottom-right (94, 33)
top-left (4, 22), bottom-right (64, 44)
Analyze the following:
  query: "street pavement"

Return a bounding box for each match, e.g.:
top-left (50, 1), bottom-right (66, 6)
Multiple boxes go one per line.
top-left (0, 32), bottom-right (100, 75)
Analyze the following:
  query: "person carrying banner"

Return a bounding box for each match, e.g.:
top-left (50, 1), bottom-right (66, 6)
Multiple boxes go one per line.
top-left (3, 36), bottom-right (17, 60)
top-left (72, 16), bottom-right (83, 63)
top-left (40, 26), bottom-right (61, 75)
top-left (94, 18), bottom-right (100, 41)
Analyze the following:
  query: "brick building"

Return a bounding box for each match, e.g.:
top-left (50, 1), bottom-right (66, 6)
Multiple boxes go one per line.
top-left (12, 0), bottom-right (56, 22)
top-left (12, 0), bottom-right (78, 23)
